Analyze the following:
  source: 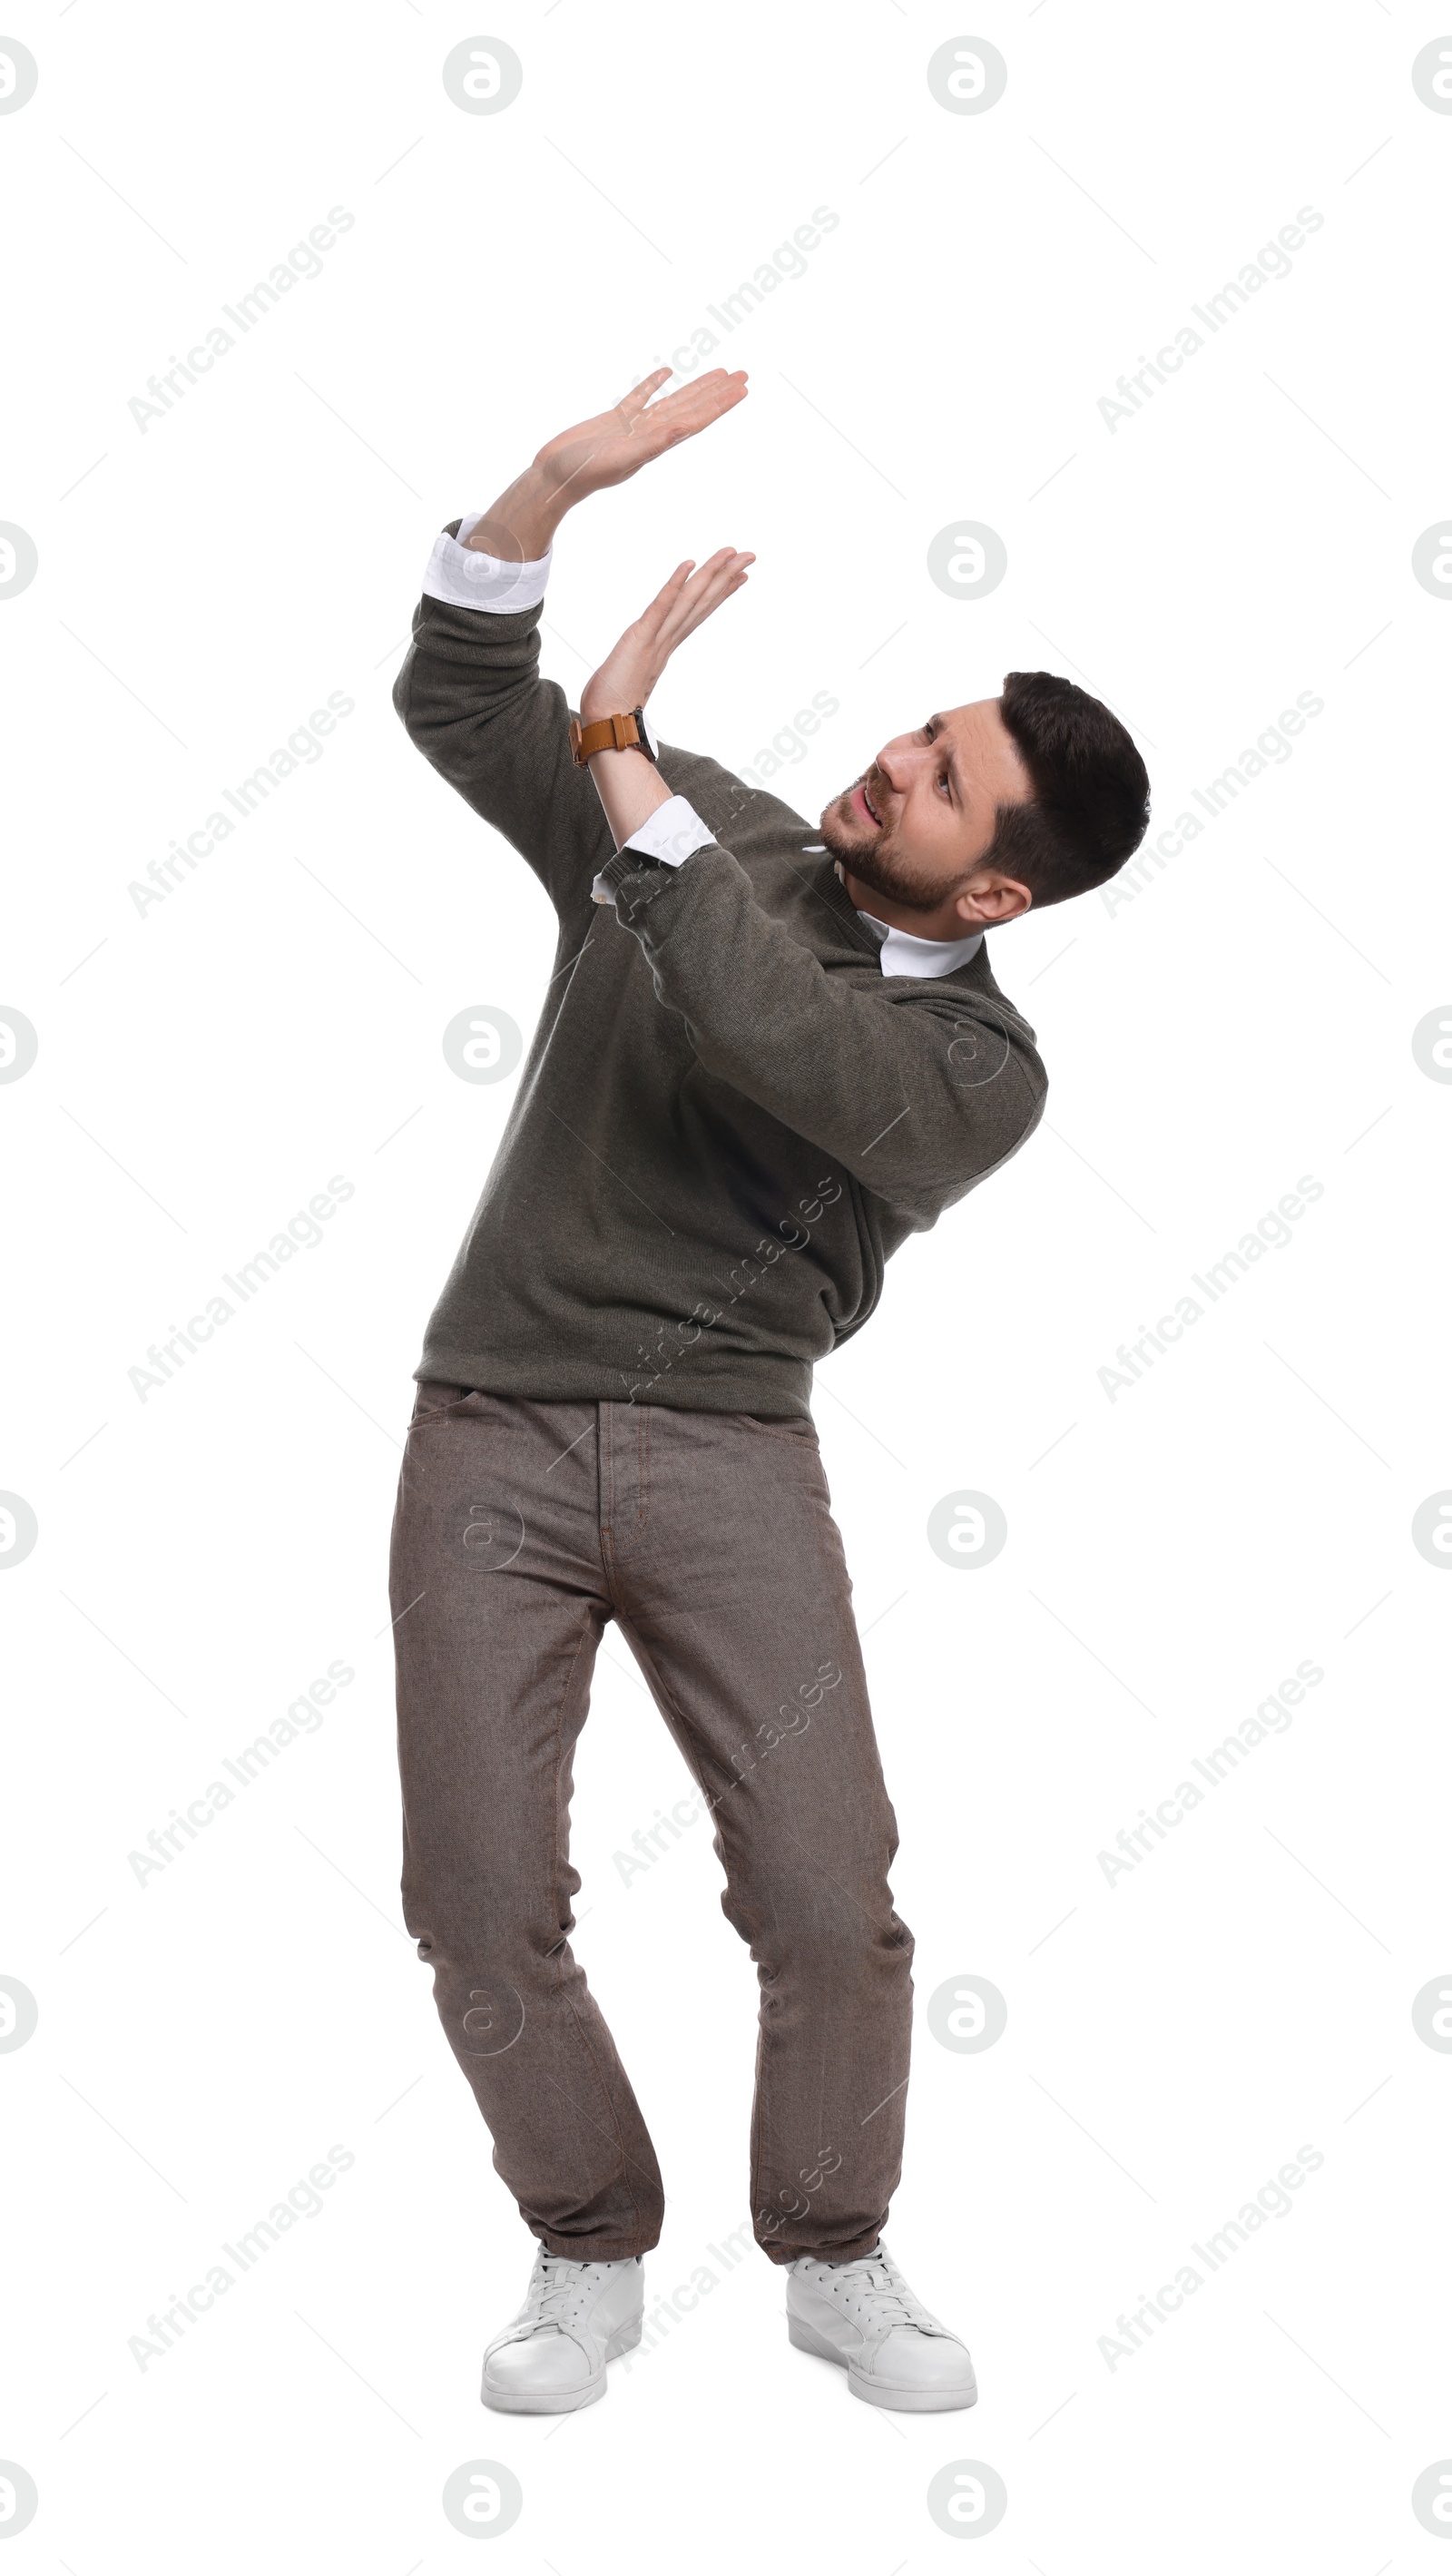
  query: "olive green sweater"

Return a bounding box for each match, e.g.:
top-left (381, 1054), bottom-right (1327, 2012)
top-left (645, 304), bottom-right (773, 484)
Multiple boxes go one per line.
top-left (393, 573), bottom-right (1048, 1417)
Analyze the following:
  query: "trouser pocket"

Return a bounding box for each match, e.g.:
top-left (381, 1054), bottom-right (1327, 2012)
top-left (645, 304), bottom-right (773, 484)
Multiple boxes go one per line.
top-left (406, 1380), bottom-right (479, 1431)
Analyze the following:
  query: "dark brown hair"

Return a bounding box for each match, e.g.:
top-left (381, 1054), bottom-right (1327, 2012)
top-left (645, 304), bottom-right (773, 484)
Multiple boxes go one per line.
top-left (987, 670), bottom-right (1151, 906)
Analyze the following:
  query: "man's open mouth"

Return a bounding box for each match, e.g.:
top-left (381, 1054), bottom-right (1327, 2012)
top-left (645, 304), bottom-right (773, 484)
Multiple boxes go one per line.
top-left (858, 782), bottom-right (883, 827)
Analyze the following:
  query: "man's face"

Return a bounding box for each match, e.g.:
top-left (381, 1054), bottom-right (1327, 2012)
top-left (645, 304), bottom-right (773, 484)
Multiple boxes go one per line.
top-left (819, 700), bottom-right (1035, 922)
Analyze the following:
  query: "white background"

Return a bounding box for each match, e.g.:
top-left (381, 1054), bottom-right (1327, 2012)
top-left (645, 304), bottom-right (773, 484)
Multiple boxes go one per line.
top-left (4, 2), bottom-right (1450, 2567)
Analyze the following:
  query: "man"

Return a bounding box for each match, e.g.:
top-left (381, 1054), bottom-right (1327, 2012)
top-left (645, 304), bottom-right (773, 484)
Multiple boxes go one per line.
top-left (388, 369), bottom-right (1150, 2415)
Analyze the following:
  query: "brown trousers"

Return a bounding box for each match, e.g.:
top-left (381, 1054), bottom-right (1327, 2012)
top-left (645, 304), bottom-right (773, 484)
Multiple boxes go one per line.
top-left (388, 1384), bottom-right (914, 2266)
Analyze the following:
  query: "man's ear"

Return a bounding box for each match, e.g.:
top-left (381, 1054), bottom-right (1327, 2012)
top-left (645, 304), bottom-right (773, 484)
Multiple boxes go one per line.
top-left (957, 876), bottom-right (1032, 928)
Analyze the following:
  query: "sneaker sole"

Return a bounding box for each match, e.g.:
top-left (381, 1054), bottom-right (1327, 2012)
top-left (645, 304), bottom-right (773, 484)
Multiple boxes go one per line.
top-left (480, 2316), bottom-right (642, 2414)
top-left (788, 2314), bottom-right (978, 2413)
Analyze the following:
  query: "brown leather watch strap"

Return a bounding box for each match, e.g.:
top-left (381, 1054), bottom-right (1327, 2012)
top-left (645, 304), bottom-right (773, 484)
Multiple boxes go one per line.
top-left (569, 710), bottom-right (645, 765)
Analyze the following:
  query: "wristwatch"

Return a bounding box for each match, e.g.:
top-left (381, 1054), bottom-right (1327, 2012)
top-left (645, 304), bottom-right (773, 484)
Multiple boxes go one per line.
top-left (569, 704), bottom-right (660, 766)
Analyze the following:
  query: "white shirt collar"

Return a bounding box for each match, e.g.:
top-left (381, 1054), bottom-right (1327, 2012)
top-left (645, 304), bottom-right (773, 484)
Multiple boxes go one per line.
top-left (832, 860), bottom-right (984, 979)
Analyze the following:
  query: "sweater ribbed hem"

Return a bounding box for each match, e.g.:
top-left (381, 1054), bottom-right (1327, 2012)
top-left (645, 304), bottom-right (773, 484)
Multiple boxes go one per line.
top-left (413, 1344), bottom-right (814, 1420)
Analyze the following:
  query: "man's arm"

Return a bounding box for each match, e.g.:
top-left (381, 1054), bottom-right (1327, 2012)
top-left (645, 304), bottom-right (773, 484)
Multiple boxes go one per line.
top-left (460, 368), bottom-right (748, 567)
top-left (574, 551), bottom-right (754, 858)
top-left (566, 557), bottom-right (1045, 1204)
top-left (391, 371), bottom-right (750, 906)
top-left (604, 840), bottom-right (1048, 1214)
top-left (392, 584), bottom-right (609, 913)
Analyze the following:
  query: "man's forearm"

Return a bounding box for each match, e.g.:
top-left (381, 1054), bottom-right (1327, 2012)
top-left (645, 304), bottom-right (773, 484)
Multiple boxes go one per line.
top-left (462, 462), bottom-right (564, 565)
top-left (459, 366), bottom-right (747, 571)
top-left (584, 744), bottom-right (673, 850)
top-left (449, 373), bottom-right (751, 855)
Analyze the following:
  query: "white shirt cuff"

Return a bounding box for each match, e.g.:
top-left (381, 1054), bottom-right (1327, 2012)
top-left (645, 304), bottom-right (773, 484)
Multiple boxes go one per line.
top-left (421, 511), bottom-right (552, 613)
top-left (621, 795), bottom-right (716, 867)
top-left (589, 796), bottom-right (717, 907)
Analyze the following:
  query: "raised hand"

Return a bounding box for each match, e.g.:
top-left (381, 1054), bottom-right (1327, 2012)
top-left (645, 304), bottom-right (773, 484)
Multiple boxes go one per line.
top-left (466, 369), bottom-right (750, 563)
top-left (537, 369), bottom-right (749, 507)
top-left (580, 549), bottom-right (756, 725)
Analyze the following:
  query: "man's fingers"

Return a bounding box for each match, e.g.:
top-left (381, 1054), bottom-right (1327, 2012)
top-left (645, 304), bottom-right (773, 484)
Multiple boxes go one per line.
top-left (608, 367), bottom-right (673, 421)
top-left (591, 547), bottom-right (752, 713)
top-left (669, 546), bottom-right (753, 611)
top-left (611, 366), bottom-right (738, 418)
top-left (628, 370), bottom-right (749, 457)
top-left (640, 368), bottom-right (744, 418)
top-left (597, 368), bottom-right (744, 453)
top-left (666, 576), bottom-right (751, 646)
top-left (680, 546), bottom-right (754, 601)
top-left (634, 560), bottom-right (697, 631)
top-left (543, 369), bottom-right (747, 506)
top-left (664, 545), bottom-right (748, 595)
top-left (655, 550), bottom-right (754, 646)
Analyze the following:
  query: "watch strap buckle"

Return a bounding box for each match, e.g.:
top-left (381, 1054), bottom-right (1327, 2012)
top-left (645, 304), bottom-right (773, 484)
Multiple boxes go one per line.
top-left (569, 708), bottom-right (648, 765)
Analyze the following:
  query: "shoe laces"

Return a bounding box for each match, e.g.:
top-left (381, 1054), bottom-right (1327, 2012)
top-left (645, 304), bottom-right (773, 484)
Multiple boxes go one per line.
top-left (522, 2251), bottom-right (598, 2332)
top-left (819, 2246), bottom-right (936, 2335)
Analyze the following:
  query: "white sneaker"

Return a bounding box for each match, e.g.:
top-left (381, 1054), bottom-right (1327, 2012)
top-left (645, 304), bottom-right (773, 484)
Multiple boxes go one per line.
top-left (786, 2238), bottom-right (978, 2412)
top-left (481, 2247), bottom-right (644, 2414)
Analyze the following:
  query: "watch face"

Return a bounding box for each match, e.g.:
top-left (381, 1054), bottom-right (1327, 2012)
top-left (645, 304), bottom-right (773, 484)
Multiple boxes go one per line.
top-left (640, 707), bottom-right (659, 762)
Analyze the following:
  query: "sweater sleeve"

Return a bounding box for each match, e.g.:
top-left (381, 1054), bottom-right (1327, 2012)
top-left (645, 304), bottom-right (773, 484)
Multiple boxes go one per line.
top-left (390, 547), bottom-right (612, 913)
top-left (603, 841), bottom-right (1048, 1214)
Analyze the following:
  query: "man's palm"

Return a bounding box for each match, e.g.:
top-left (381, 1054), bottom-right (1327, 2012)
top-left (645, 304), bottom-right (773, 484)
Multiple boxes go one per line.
top-left (537, 368), bottom-right (748, 509)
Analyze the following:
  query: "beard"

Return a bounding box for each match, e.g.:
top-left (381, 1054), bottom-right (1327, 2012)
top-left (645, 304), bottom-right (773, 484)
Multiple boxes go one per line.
top-left (818, 774), bottom-right (959, 915)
